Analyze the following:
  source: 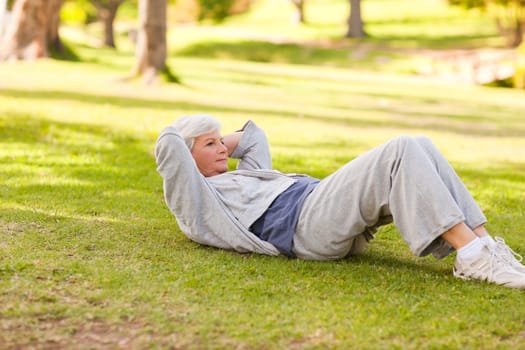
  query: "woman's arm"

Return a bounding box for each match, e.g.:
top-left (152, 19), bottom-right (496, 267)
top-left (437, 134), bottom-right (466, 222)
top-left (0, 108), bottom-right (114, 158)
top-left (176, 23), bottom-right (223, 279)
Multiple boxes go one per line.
top-left (229, 121), bottom-right (272, 170)
top-left (154, 125), bottom-right (280, 256)
top-left (222, 131), bottom-right (243, 157)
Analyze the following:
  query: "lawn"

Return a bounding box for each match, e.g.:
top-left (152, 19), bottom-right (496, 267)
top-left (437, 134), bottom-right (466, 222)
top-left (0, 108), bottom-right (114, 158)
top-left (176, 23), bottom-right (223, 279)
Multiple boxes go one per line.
top-left (1, 0), bottom-right (525, 349)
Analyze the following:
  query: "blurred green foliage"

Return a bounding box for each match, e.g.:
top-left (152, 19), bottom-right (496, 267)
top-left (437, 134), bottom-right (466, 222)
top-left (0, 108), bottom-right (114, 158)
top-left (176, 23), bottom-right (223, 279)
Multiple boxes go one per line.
top-left (61, 0), bottom-right (139, 24)
top-left (448, 0), bottom-right (525, 7)
top-left (59, 0), bottom-right (250, 24)
top-left (515, 42), bottom-right (525, 88)
top-left (61, 0), bottom-right (97, 24)
top-left (172, 0), bottom-right (252, 23)
top-left (198, 0), bottom-right (236, 21)
top-left (448, 0), bottom-right (525, 70)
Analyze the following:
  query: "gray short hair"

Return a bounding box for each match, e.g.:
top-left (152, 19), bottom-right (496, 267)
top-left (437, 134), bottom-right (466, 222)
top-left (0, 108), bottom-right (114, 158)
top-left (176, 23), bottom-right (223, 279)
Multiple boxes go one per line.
top-left (172, 114), bottom-right (221, 150)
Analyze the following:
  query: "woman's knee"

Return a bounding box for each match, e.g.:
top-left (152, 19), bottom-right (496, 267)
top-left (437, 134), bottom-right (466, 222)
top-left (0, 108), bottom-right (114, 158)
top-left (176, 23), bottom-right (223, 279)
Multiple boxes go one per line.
top-left (386, 135), bottom-right (418, 152)
top-left (389, 135), bottom-right (435, 154)
top-left (413, 135), bottom-right (434, 148)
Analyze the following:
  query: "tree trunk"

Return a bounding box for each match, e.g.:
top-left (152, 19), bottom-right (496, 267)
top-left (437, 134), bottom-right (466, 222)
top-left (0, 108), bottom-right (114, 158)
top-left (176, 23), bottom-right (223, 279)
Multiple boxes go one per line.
top-left (290, 0), bottom-right (305, 24)
top-left (511, 19), bottom-right (524, 47)
top-left (46, 0), bottom-right (63, 53)
top-left (345, 0), bottom-right (366, 38)
top-left (0, 0), bottom-right (63, 60)
top-left (102, 4), bottom-right (117, 47)
top-left (0, 0), bottom-right (7, 38)
top-left (93, 0), bottom-right (122, 48)
top-left (133, 0), bottom-right (167, 84)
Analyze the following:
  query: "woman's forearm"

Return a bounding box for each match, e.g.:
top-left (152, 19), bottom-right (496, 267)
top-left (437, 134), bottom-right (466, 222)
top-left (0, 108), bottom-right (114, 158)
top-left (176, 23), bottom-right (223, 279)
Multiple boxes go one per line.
top-left (223, 131), bottom-right (243, 157)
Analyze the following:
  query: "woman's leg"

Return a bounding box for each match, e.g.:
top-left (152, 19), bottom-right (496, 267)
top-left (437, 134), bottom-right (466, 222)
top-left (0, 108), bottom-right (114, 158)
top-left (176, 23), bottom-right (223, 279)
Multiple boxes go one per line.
top-left (294, 135), bottom-right (468, 260)
top-left (413, 136), bottom-right (487, 231)
top-left (413, 136), bottom-right (525, 272)
top-left (293, 136), bottom-right (525, 288)
top-left (441, 222), bottom-right (478, 249)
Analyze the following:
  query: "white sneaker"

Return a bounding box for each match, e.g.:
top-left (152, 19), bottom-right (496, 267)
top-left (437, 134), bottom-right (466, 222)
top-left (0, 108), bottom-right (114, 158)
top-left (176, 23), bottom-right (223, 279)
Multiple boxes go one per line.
top-left (492, 236), bottom-right (525, 274)
top-left (453, 245), bottom-right (525, 289)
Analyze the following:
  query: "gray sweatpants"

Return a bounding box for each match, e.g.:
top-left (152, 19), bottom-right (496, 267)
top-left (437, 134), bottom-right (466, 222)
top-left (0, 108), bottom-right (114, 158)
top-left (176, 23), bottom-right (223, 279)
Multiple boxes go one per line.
top-left (293, 135), bottom-right (487, 260)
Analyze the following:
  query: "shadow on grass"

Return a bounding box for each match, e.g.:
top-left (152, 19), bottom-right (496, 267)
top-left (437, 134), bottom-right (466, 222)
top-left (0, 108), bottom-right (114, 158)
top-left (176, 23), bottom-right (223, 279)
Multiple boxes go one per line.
top-left (49, 41), bottom-right (82, 62)
top-left (175, 39), bottom-right (394, 70)
top-left (363, 15), bottom-right (499, 49)
top-left (366, 34), bottom-right (499, 50)
top-left (2, 87), bottom-right (525, 139)
top-left (0, 113), bottom-right (164, 219)
top-left (174, 34), bottom-right (499, 71)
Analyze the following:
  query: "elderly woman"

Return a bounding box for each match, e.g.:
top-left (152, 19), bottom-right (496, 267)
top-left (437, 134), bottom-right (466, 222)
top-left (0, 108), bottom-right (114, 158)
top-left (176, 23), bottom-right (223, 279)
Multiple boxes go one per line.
top-left (155, 114), bottom-right (525, 289)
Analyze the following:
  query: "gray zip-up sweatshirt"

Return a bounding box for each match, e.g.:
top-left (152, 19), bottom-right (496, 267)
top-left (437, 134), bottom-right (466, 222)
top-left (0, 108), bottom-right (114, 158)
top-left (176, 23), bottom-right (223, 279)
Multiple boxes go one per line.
top-left (155, 120), bottom-right (295, 255)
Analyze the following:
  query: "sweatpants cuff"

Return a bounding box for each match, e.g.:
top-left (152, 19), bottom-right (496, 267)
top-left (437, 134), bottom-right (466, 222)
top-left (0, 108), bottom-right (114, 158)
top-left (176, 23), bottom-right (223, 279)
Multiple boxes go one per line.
top-left (417, 215), bottom-right (465, 258)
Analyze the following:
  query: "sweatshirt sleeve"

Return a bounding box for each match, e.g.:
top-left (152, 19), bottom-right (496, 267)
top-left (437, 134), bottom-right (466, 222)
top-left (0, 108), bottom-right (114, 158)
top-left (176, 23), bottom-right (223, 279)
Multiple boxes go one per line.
top-left (230, 120), bottom-right (272, 170)
top-left (154, 126), bottom-right (280, 256)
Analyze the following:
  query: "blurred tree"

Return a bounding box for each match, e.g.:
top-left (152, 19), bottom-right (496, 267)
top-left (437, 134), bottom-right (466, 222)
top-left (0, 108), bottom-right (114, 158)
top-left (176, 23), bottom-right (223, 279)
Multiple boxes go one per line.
top-left (0, 0), bottom-right (64, 60)
top-left (171, 0), bottom-right (252, 23)
top-left (515, 41), bottom-right (525, 87)
top-left (60, 0), bottom-right (94, 24)
top-left (289, 0), bottom-right (305, 24)
top-left (61, 0), bottom-right (131, 48)
top-left (91, 0), bottom-right (124, 48)
top-left (448, 0), bottom-right (525, 46)
top-left (198, 0), bottom-right (234, 20)
top-left (132, 0), bottom-right (170, 84)
top-left (0, 0), bottom-right (8, 37)
top-left (345, 0), bottom-right (366, 38)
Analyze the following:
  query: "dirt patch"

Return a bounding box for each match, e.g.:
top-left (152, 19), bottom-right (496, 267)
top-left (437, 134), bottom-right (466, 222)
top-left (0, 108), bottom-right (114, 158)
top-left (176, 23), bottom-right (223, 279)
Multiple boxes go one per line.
top-left (0, 317), bottom-right (181, 350)
top-left (1, 221), bottom-right (44, 235)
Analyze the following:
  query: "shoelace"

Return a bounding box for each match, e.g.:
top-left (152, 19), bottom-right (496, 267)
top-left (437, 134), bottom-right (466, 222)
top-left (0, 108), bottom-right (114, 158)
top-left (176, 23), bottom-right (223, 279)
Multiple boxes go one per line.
top-left (485, 245), bottom-right (516, 281)
top-left (494, 236), bottom-right (523, 264)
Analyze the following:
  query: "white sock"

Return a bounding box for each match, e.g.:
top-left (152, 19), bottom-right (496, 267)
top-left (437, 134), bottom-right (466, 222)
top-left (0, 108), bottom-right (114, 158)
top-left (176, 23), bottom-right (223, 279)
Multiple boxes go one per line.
top-left (457, 237), bottom-right (484, 261)
top-left (479, 235), bottom-right (497, 248)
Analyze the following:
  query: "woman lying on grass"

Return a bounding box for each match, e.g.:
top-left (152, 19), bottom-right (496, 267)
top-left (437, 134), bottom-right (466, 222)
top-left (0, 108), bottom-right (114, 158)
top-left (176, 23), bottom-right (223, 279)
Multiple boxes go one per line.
top-left (155, 114), bottom-right (525, 289)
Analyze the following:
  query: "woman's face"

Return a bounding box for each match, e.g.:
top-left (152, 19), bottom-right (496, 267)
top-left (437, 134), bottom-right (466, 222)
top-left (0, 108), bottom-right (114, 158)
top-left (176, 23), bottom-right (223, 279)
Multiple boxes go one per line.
top-left (191, 129), bottom-right (228, 177)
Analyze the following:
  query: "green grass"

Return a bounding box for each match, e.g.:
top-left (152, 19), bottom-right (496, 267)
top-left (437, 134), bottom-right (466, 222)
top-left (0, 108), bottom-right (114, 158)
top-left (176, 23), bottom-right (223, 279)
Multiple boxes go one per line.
top-left (1, 0), bottom-right (525, 348)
